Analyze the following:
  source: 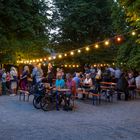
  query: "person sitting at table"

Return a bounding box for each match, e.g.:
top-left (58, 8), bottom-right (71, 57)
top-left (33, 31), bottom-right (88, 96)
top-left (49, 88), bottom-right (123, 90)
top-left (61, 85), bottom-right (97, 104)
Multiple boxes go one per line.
top-left (66, 73), bottom-right (76, 96)
top-left (55, 73), bottom-right (65, 89)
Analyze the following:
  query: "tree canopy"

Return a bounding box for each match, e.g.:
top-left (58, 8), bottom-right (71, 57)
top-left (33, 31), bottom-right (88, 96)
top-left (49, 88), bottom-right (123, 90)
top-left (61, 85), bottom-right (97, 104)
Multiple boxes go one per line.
top-left (0, 0), bottom-right (50, 63)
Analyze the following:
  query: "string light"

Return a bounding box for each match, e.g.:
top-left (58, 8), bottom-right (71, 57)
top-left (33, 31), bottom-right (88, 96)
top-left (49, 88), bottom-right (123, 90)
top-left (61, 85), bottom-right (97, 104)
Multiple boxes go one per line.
top-left (73, 65), bottom-right (75, 68)
top-left (17, 29), bottom-right (138, 64)
top-left (95, 44), bottom-right (99, 49)
top-left (70, 51), bottom-right (74, 55)
top-left (48, 57), bottom-right (52, 60)
top-left (105, 40), bottom-right (109, 46)
top-left (132, 31), bottom-right (136, 36)
top-left (117, 37), bottom-right (121, 42)
top-left (76, 65), bottom-right (79, 68)
top-left (78, 49), bottom-right (81, 53)
top-left (65, 65), bottom-right (67, 67)
top-left (85, 47), bottom-right (90, 51)
top-left (58, 54), bottom-right (62, 58)
top-left (53, 56), bottom-right (56, 59)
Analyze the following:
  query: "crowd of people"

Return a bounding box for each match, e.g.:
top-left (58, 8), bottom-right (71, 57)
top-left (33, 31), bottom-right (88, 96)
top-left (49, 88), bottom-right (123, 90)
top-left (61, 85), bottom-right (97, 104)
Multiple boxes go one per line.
top-left (0, 63), bottom-right (140, 101)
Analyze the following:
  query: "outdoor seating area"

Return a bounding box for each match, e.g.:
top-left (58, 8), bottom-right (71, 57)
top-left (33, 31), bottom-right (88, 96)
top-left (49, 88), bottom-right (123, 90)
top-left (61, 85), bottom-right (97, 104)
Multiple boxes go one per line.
top-left (0, 64), bottom-right (140, 112)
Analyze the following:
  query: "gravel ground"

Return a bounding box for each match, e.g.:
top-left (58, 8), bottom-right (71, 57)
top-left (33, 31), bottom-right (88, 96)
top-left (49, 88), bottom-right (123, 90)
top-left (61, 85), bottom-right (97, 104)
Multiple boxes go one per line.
top-left (0, 95), bottom-right (140, 140)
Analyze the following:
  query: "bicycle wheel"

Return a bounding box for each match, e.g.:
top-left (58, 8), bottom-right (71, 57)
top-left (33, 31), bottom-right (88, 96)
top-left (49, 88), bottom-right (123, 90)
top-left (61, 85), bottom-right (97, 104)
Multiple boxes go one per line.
top-left (40, 96), bottom-right (53, 111)
top-left (33, 96), bottom-right (41, 109)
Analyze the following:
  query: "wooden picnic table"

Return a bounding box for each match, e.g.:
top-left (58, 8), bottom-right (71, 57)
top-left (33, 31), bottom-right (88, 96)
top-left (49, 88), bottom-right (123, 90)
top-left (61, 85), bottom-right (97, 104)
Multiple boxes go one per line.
top-left (52, 88), bottom-right (71, 110)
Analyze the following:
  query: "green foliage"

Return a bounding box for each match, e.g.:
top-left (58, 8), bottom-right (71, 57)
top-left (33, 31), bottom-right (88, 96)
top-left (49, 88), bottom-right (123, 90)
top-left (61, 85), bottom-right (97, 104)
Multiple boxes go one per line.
top-left (51, 0), bottom-right (118, 64)
top-left (116, 0), bottom-right (140, 69)
top-left (0, 0), bottom-right (50, 63)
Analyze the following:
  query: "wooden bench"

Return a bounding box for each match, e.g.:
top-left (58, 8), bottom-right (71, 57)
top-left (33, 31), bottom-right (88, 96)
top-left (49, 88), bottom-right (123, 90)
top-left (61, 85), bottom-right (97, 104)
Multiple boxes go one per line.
top-left (18, 90), bottom-right (30, 101)
top-left (77, 88), bottom-right (101, 105)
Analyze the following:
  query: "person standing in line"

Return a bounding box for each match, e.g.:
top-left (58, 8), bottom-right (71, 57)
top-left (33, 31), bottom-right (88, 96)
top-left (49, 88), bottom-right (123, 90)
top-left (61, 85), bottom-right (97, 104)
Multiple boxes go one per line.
top-left (10, 67), bottom-right (18, 96)
top-left (20, 65), bottom-right (30, 90)
top-left (2, 68), bottom-right (7, 95)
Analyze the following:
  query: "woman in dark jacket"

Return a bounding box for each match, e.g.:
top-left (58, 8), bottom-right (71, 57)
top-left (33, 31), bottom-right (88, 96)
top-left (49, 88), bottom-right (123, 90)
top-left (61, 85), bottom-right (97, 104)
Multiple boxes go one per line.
top-left (117, 73), bottom-right (129, 101)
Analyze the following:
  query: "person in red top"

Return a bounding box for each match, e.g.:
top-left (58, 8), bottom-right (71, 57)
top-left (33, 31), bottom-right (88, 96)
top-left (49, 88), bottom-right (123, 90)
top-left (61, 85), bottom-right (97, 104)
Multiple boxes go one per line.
top-left (66, 73), bottom-right (76, 96)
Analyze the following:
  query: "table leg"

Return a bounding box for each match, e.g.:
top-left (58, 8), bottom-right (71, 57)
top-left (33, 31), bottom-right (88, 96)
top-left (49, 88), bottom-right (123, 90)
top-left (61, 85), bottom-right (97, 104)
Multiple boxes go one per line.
top-left (56, 91), bottom-right (59, 111)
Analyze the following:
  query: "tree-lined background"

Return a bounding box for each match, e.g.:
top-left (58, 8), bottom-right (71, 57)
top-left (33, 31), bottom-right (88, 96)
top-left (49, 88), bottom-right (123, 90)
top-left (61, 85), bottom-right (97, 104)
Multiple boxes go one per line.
top-left (0, 0), bottom-right (140, 69)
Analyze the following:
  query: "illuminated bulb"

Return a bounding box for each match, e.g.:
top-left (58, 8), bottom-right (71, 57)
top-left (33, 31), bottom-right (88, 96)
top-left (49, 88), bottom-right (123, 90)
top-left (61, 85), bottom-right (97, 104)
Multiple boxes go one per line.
top-left (95, 44), bottom-right (99, 48)
top-left (70, 52), bottom-right (74, 55)
top-left (20, 61), bottom-right (23, 63)
top-left (44, 58), bottom-right (47, 61)
top-left (17, 61), bottom-right (19, 63)
top-left (64, 54), bottom-right (67, 56)
top-left (73, 65), bottom-right (75, 68)
top-left (100, 64), bottom-right (103, 67)
top-left (76, 65), bottom-right (79, 68)
top-left (132, 31), bottom-right (136, 36)
top-left (65, 65), bottom-right (67, 67)
top-left (40, 59), bottom-right (42, 62)
top-left (86, 47), bottom-right (90, 51)
top-left (112, 63), bottom-right (115, 65)
top-left (36, 59), bottom-right (39, 62)
top-left (43, 64), bottom-right (46, 66)
top-left (27, 60), bottom-right (29, 63)
top-left (94, 64), bottom-right (97, 67)
top-left (48, 57), bottom-right (52, 60)
top-left (69, 65), bottom-right (71, 67)
top-left (117, 37), bottom-right (121, 42)
top-left (78, 50), bottom-right (81, 53)
top-left (53, 56), bottom-right (56, 59)
top-left (33, 60), bottom-right (35, 62)
top-left (30, 60), bottom-right (33, 63)
top-left (105, 40), bottom-right (109, 46)
top-left (58, 55), bottom-right (62, 58)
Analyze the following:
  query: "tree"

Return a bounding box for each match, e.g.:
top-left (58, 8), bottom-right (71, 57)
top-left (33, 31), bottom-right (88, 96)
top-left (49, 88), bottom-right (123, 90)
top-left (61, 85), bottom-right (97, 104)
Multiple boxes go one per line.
top-left (116, 0), bottom-right (140, 70)
top-left (0, 0), bottom-right (50, 64)
top-left (50, 0), bottom-right (118, 65)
